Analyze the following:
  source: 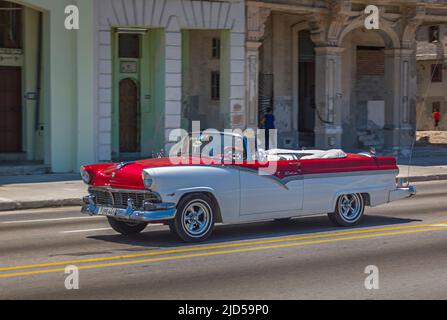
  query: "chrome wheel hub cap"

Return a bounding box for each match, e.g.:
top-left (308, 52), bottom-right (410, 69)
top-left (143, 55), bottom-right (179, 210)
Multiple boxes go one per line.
top-left (339, 194), bottom-right (362, 221)
top-left (182, 201), bottom-right (211, 236)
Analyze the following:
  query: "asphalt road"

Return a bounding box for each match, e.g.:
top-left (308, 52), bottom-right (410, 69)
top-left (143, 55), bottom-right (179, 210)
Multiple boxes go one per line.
top-left (1, 180), bottom-right (447, 300)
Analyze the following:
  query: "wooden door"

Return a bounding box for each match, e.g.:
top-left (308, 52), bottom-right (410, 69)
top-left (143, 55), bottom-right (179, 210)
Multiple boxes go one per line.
top-left (119, 78), bottom-right (139, 153)
top-left (0, 67), bottom-right (22, 152)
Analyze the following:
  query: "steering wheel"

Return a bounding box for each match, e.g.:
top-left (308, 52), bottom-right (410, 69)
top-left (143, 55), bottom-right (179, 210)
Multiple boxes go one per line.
top-left (223, 146), bottom-right (244, 161)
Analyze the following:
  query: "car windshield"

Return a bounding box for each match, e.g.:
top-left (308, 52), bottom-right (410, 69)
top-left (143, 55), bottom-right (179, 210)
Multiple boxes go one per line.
top-left (174, 132), bottom-right (247, 162)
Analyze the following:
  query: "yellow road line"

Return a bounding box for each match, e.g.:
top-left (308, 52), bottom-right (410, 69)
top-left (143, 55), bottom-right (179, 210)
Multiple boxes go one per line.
top-left (1, 221), bottom-right (446, 273)
top-left (0, 226), bottom-right (446, 279)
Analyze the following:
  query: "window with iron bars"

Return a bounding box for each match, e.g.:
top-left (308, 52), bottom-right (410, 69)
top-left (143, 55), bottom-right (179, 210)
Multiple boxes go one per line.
top-left (0, 1), bottom-right (22, 49)
top-left (431, 64), bottom-right (443, 83)
top-left (212, 37), bottom-right (220, 59)
top-left (429, 25), bottom-right (440, 43)
top-left (211, 71), bottom-right (220, 101)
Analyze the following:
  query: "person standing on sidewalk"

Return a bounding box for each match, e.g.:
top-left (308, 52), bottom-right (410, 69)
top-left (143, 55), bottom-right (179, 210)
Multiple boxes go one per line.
top-left (434, 110), bottom-right (441, 130)
top-left (264, 108), bottom-right (275, 150)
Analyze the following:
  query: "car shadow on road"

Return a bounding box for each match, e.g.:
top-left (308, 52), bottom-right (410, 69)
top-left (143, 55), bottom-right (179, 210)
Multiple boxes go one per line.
top-left (88, 214), bottom-right (421, 250)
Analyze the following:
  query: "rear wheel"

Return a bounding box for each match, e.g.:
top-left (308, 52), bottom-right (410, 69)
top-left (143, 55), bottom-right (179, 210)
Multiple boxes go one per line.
top-left (169, 194), bottom-right (215, 243)
top-left (328, 193), bottom-right (365, 227)
top-left (107, 217), bottom-right (148, 235)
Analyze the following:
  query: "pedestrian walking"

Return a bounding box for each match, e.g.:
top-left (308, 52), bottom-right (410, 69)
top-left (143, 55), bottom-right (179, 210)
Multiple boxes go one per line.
top-left (434, 110), bottom-right (441, 130)
top-left (264, 108), bottom-right (275, 150)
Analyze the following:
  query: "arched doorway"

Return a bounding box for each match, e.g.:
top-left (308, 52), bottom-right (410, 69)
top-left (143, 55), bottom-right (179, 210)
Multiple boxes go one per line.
top-left (297, 29), bottom-right (316, 147)
top-left (292, 23), bottom-right (317, 149)
top-left (119, 78), bottom-right (140, 153)
top-left (339, 26), bottom-right (400, 151)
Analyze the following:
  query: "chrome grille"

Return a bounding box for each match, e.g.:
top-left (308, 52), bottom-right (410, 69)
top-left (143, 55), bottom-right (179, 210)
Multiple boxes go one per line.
top-left (89, 188), bottom-right (161, 209)
top-left (90, 189), bottom-right (113, 207)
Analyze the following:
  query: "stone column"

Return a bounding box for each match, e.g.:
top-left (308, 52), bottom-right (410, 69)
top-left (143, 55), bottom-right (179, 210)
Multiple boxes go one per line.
top-left (246, 41), bottom-right (262, 128)
top-left (383, 48), bottom-right (416, 155)
top-left (76, 0), bottom-right (96, 166)
top-left (314, 47), bottom-right (344, 149)
top-left (400, 48), bottom-right (417, 154)
top-left (47, 2), bottom-right (78, 172)
top-left (164, 28), bottom-right (182, 152)
top-left (221, 30), bottom-right (246, 130)
top-left (246, 4), bottom-right (270, 129)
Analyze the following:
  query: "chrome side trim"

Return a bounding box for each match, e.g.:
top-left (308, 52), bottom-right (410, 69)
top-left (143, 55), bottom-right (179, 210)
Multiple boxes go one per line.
top-left (304, 169), bottom-right (399, 180)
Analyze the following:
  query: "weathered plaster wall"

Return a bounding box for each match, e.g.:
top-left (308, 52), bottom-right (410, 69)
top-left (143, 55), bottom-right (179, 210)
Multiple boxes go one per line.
top-left (265, 13), bottom-right (307, 141)
top-left (183, 30), bottom-right (223, 130)
top-left (263, 13), bottom-right (392, 148)
top-left (340, 29), bottom-right (387, 149)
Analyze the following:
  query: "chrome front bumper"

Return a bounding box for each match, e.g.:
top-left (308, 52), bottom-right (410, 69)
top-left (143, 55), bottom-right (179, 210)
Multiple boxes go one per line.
top-left (81, 194), bottom-right (177, 222)
top-left (389, 186), bottom-right (416, 202)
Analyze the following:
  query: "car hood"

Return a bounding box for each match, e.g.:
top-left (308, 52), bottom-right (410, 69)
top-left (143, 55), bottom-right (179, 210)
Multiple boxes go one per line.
top-left (87, 157), bottom-right (181, 190)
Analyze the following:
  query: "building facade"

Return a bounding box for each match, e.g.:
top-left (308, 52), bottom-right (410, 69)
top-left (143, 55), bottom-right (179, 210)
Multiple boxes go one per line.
top-left (247, 0), bottom-right (447, 155)
top-left (1, 0), bottom-right (447, 174)
top-left (0, 0), bottom-right (96, 173)
top-left (416, 24), bottom-right (447, 131)
top-left (0, 0), bottom-right (245, 173)
top-left (94, 0), bottom-right (245, 162)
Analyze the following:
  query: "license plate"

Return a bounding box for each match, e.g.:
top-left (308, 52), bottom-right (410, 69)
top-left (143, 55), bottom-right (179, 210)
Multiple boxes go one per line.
top-left (98, 207), bottom-right (117, 217)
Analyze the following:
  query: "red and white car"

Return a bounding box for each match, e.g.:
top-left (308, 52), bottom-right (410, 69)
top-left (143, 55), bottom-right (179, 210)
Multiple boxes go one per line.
top-left (81, 132), bottom-right (415, 242)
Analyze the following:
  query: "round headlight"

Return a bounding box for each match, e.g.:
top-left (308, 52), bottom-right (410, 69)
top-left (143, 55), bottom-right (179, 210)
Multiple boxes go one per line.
top-left (142, 171), bottom-right (153, 189)
top-left (80, 167), bottom-right (91, 185)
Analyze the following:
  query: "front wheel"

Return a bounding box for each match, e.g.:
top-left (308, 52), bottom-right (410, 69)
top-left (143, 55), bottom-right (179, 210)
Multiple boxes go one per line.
top-left (169, 194), bottom-right (215, 243)
top-left (328, 193), bottom-right (365, 227)
top-left (107, 217), bottom-right (148, 235)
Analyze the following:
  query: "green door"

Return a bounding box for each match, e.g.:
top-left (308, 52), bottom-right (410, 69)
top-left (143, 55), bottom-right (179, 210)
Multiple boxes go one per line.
top-left (112, 29), bottom-right (165, 160)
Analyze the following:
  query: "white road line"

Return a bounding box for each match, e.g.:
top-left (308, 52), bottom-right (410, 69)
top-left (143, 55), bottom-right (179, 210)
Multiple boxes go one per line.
top-left (430, 224), bottom-right (447, 227)
top-left (1, 216), bottom-right (102, 224)
top-left (59, 227), bottom-right (113, 234)
top-left (0, 206), bottom-right (81, 216)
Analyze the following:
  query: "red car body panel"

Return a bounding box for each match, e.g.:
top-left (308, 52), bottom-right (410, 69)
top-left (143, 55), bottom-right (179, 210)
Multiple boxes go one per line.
top-left (84, 154), bottom-right (398, 190)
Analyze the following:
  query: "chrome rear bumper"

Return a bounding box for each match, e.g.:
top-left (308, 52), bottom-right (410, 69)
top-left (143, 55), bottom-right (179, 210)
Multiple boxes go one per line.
top-left (389, 186), bottom-right (416, 203)
top-left (81, 194), bottom-right (176, 222)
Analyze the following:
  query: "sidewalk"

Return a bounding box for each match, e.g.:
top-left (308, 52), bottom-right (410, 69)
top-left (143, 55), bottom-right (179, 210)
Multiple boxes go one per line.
top-left (0, 174), bottom-right (86, 211)
top-left (397, 145), bottom-right (447, 182)
top-left (397, 164), bottom-right (447, 182)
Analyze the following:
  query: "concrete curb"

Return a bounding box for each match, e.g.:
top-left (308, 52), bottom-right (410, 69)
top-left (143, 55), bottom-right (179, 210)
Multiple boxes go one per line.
top-left (401, 175), bottom-right (447, 183)
top-left (0, 198), bottom-right (83, 212)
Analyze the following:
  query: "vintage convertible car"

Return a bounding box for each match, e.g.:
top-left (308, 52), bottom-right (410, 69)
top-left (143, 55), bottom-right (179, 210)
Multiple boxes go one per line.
top-left (81, 132), bottom-right (416, 242)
